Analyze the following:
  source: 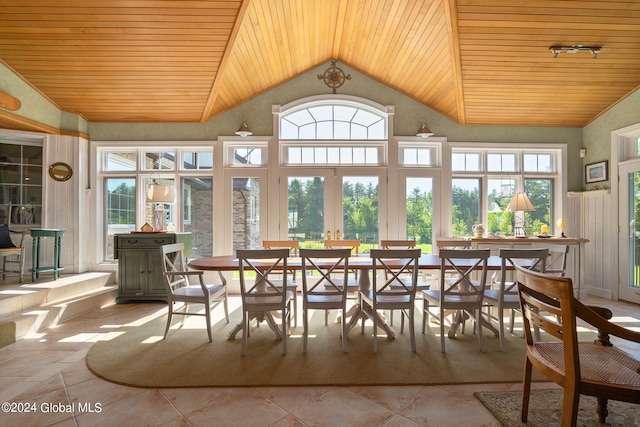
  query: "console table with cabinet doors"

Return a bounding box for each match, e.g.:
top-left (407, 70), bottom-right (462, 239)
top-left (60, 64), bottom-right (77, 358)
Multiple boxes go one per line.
top-left (114, 233), bottom-right (192, 303)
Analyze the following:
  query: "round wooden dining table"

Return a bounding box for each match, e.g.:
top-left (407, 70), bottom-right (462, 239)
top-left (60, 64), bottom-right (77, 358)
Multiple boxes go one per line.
top-left (188, 253), bottom-right (507, 340)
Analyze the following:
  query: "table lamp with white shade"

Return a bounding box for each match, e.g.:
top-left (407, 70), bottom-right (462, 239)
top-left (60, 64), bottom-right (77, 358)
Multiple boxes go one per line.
top-left (506, 192), bottom-right (535, 238)
top-left (147, 183), bottom-right (175, 231)
top-left (556, 218), bottom-right (566, 237)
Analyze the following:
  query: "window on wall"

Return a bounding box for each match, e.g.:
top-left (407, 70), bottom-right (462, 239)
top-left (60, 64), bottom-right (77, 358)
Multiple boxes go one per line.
top-left (232, 177), bottom-right (261, 251)
top-left (279, 100), bottom-right (388, 166)
top-left (182, 152), bottom-right (213, 170)
top-left (182, 177), bottom-right (213, 257)
top-left (525, 178), bottom-right (553, 236)
top-left (405, 177), bottom-right (434, 246)
top-left (0, 140), bottom-right (43, 226)
top-left (225, 142), bottom-right (267, 167)
top-left (452, 178), bottom-right (480, 237)
top-left (452, 152), bottom-right (481, 172)
top-left (285, 143), bottom-right (382, 166)
top-left (104, 177), bottom-right (136, 260)
top-left (487, 177), bottom-right (515, 236)
top-left (144, 151), bottom-right (175, 170)
top-left (98, 146), bottom-right (213, 261)
top-left (399, 142), bottom-right (440, 167)
top-left (451, 147), bottom-right (560, 237)
top-left (280, 103), bottom-right (386, 140)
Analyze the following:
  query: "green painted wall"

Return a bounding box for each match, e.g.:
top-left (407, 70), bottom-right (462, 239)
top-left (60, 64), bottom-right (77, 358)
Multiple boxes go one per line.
top-left (0, 62), bottom-right (88, 133)
top-left (583, 88), bottom-right (640, 190)
top-left (89, 62), bottom-right (585, 189)
top-left (11, 60), bottom-right (640, 192)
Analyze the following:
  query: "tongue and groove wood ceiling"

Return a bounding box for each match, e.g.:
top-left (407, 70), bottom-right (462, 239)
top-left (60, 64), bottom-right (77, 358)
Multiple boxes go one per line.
top-left (0, 0), bottom-right (639, 127)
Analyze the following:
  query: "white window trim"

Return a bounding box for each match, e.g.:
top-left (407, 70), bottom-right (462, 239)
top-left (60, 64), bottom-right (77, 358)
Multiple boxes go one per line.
top-left (445, 142), bottom-right (567, 237)
top-left (92, 140), bottom-right (214, 266)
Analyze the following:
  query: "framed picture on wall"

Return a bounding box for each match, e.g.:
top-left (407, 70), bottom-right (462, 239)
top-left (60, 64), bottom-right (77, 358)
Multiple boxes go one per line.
top-left (585, 160), bottom-right (608, 184)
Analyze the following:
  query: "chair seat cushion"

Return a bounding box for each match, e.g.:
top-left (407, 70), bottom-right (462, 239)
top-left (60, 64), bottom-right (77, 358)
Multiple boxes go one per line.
top-left (533, 341), bottom-right (640, 387)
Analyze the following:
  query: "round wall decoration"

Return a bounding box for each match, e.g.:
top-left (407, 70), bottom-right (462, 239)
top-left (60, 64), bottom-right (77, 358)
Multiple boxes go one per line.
top-left (317, 60), bottom-right (351, 94)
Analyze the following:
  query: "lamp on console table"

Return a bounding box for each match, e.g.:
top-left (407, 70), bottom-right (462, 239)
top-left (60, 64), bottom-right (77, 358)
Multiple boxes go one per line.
top-left (147, 183), bottom-right (175, 231)
top-left (506, 192), bottom-right (535, 238)
top-left (557, 218), bottom-right (566, 237)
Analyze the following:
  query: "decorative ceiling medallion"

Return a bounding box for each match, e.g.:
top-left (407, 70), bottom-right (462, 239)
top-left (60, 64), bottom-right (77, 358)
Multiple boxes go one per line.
top-left (318, 60), bottom-right (351, 94)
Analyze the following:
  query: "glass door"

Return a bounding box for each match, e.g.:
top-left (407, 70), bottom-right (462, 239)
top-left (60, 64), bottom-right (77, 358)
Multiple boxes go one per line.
top-left (399, 170), bottom-right (440, 254)
top-left (223, 169), bottom-right (267, 253)
top-left (282, 168), bottom-right (386, 251)
top-left (285, 171), bottom-right (330, 247)
top-left (619, 160), bottom-right (640, 303)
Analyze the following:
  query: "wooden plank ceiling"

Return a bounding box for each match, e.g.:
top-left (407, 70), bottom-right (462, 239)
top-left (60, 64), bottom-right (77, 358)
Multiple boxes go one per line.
top-left (0, 0), bottom-right (639, 127)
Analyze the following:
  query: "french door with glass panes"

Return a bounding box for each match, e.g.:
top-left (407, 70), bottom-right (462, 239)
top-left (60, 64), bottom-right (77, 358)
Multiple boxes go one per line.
top-left (280, 168), bottom-right (386, 250)
top-left (618, 160), bottom-right (640, 304)
top-left (223, 169), bottom-right (268, 253)
top-left (398, 170), bottom-right (440, 254)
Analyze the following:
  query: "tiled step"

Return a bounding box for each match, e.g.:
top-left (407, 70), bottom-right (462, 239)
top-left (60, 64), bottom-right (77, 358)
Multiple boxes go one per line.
top-left (0, 272), bottom-right (117, 341)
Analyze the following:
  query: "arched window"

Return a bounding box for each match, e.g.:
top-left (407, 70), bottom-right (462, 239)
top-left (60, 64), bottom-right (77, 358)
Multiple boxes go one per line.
top-left (277, 96), bottom-right (390, 166)
top-left (280, 102), bottom-right (386, 140)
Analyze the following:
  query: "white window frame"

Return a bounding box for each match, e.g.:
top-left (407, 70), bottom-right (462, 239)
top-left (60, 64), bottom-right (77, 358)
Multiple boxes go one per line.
top-left (398, 141), bottom-right (441, 168)
top-left (446, 142), bottom-right (566, 237)
top-left (93, 141), bottom-right (214, 265)
top-left (224, 140), bottom-right (269, 167)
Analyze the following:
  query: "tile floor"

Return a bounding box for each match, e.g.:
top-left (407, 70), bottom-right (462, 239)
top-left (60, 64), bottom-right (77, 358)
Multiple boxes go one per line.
top-left (0, 294), bottom-right (638, 427)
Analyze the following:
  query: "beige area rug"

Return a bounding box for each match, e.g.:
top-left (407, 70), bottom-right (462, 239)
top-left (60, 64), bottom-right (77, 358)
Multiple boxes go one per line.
top-left (86, 306), bottom-right (561, 388)
top-left (474, 389), bottom-right (640, 427)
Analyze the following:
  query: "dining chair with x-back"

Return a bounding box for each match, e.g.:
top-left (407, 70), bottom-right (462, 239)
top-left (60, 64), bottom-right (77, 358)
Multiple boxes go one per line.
top-left (484, 248), bottom-right (548, 351)
top-left (380, 240), bottom-right (430, 326)
top-left (323, 239), bottom-right (361, 323)
top-left (423, 248), bottom-right (491, 352)
top-left (263, 240), bottom-right (300, 327)
top-left (160, 243), bottom-right (229, 342)
top-left (237, 248), bottom-right (294, 356)
top-left (300, 248), bottom-right (351, 353)
top-left (360, 248), bottom-right (421, 353)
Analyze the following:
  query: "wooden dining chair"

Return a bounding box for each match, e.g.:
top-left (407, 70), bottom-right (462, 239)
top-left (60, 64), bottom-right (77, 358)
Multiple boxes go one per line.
top-left (237, 248), bottom-right (294, 356)
top-left (483, 248), bottom-right (548, 351)
top-left (300, 248), bottom-right (351, 353)
top-left (435, 238), bottom-right (472, 252)
top-left (160, 243), bottom-right (229, 342)
top-left (380, 239), bottom-right (416, 249)
top-left (360, 248), bottom-right (421, 353)
top-left (514, 263), bottom-right (640, 426)
top-left (262, 240), bottom-right (299, 326)
top-left (423, 248), bottom-right (491, 352)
